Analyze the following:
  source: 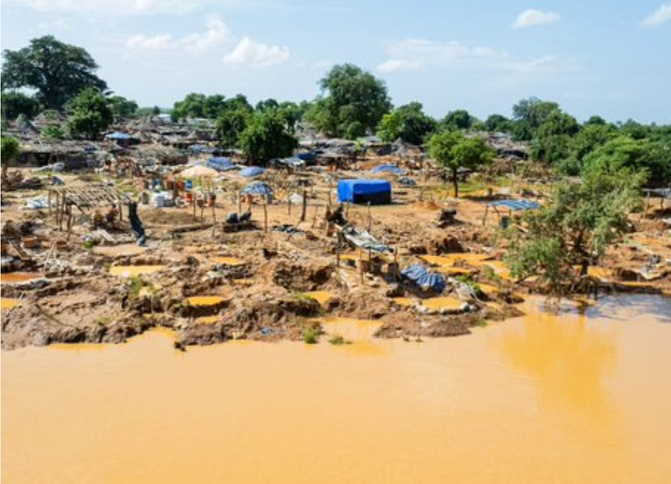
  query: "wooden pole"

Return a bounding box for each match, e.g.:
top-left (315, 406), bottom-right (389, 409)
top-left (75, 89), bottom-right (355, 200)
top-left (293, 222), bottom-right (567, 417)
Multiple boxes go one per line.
top-left (288, 197), bottom-right (292, 216)
top-left (193, 194), bottom-right (197, 221)
top-left (263, 201), bottom-right (268, 232)
top-left (238, 193), bottom-right (242, 214)
top-left (336, 232), bottom-right (341, 268)
top-left (367, 202), bottom-right (372, 232)
top-left (300, 189), bottom-right (307, 222)
top-left (48, 190), bottom-right (52, 215)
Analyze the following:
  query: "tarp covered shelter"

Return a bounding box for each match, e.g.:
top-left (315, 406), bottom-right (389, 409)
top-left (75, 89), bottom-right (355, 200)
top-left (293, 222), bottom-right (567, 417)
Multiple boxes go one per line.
top-left (238, 166), bottom-right (266, 178)
top-left (207, 157), bottom-right (237, 172)
top-left (241, 181), bottom-right (273, 197)
top-left (337, 179), bottom-right (391, 205)
top-left (489, 199), bottom-right (540, 211)
top-left (370, 164), bottom-right (407, 176)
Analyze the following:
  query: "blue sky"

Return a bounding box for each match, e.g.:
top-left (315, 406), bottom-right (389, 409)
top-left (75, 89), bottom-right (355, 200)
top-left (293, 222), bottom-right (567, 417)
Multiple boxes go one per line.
top-left (2, 0), bottom-right (670, 123)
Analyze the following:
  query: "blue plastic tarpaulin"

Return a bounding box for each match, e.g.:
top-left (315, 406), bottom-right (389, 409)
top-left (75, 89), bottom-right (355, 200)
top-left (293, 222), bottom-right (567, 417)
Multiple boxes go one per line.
top-left (240, 181), bottom-right (273, 196)
top-left (105, 132), bottom-right (132, 140)
top-left (401, 264), bottom-right (446, 292)
top-left (337, 179), bottom-right (391, 204)
top-left (370, 164), bottom-right (406, 175)
top-left (401, 264), bottom-right (428, 282)
top-left (490, 199), bottom-right (540, 211)
top-left (238, 166), bottom-right (266, 178)
top-left (207, 157), bottom-right (237, 171)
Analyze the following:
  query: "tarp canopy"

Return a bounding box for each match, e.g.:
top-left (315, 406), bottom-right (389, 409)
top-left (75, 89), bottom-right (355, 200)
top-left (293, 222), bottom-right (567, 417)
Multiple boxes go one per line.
top-left (241, 181), bottom-right (273, 196)
top-left (207, 157), bottom-right (237, 171)
top-left (338, 179), bottom-right (392, 204)
top-left (401, 264), bottom-right (446, 292)
top-left (341, 226), bottom-right (392, 253)
top-left (238, 166), bottom-right (266, 178)
top-left (105, 132), bottom-right (133, 140)
top-left (370, 164), bottom-right (407, 176)
top-left (490, 199), bottom-right (540, 211)
top-left (401, 265), bottom-right (428, 282)
top-left (179, 166), bottom-right (220, 179)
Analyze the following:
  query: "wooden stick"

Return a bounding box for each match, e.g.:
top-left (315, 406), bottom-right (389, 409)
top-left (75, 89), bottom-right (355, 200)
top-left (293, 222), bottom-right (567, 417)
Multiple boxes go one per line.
top-left (263, 201), bottom-right (268, 232)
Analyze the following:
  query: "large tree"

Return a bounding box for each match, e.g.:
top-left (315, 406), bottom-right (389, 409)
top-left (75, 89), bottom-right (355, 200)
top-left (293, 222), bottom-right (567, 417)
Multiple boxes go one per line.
top-left (107, 95), bottom-right (139, 120)
top-left (66, 88), bottom-right (113, 140)
top-left (2, 36), bottom-right (107, 110)
top-left (426, 130), bottom-right (494, 197)
top-left (505, 164), bottom-right (644, 296)
top-left (216, 107), bottom-right (252, 148)
top-left (305, 64), bottom-right (392, 139)
top-left (376, 102), bottom-right (437, 145)
top-left (510, 97), bottom-right (560, 141)
top-left (238, 109), bottom-right (298, 164)
top-left (442, 109), bottom-right (475, 131)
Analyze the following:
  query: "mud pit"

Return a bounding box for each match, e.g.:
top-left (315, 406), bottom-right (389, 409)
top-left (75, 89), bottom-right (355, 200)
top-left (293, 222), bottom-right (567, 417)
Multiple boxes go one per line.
top-left (1, 166), bottom-right (670, 351)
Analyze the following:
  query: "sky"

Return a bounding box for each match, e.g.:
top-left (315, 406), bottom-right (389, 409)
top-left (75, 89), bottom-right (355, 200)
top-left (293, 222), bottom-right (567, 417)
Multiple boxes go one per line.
top-left (1, 0), bottom-right (671, 124)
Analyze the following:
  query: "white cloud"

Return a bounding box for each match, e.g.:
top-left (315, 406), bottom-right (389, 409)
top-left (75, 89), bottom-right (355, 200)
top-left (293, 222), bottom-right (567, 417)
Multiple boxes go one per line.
top-left (223, 37), bottom-right (290, 67)
top-left (513, 9), bottom-right (562, 29)
top-left (641, 3), bottom-right (671, 28)
top-left (125, 34), bottom-right (174, 50)
top-left (180, 16), bottom-right (233, 51)
top-left (376, 38), bottom-right (560, 75)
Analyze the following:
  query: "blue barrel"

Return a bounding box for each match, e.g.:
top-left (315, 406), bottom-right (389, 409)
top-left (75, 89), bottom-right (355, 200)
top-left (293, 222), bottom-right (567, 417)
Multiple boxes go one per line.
top-left (185, 179), bottom-right (193, 190)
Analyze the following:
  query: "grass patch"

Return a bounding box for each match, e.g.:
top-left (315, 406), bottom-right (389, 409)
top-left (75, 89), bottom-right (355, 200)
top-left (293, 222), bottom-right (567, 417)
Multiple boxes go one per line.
top-left (473, 318), bottom-right (489, 328)
top-left (303, 327), bottom-right (319, 344)
top-left (127, 276), bottom-right (144, 300)
top-left (455, 274), bottom-right (481, 293)
top-left (328, 334), bottom-right (352, 345)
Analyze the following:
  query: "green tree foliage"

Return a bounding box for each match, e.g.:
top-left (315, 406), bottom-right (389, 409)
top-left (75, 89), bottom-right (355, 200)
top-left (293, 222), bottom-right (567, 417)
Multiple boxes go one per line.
top-left (583, 136), bottom-right (671, 187)
top-left (304, 64), bottom-right (392, 139)
top-left (172, 93), bottom-right (252, 121)
top-left (505, 165), bottom-right (645, 296)
top-left (41, 125), bottom-right (64, 140)
top-left (255, 98), bottom-right (280, 112)
top-left (66, 88), bottom-right (113, 140)
top-left (137, 106), bottom-right (162, 117)
top-left (442, 109), bottom-right (475, 131)
top-left (426, 131), bottom-right (494, 197)
top-left (1, 91), bottom-right (41, 120)
top-left (1, 136), bottom-right (21, 180)
top-left (530, 111), bottom-right (580, 165)
top-left (484, 114), bottom-right (511, 133)
top-left (510, 97), bottom-right (560, 141)
top-left (215, 107), bottom-right (252, 148)
top-left (107, 95), bottom-right (139, 119)
top-left (376, 102), bottom-right (437, 145)
top-left (238, 109), bottom-right (298, 164)
top-left (2, 35), bottom-right (107, 110)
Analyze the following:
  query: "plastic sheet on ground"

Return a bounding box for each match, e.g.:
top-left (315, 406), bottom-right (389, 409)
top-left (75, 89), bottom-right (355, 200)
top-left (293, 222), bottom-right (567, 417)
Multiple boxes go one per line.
top-left (25, 196), bottom-right (49, 210)
top-left (341, 226), bottom-right (391, 253)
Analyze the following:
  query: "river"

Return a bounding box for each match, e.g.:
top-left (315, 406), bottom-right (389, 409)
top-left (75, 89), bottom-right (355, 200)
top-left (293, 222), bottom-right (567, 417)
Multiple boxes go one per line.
top-left (2, 295), bottom-right (671, 483)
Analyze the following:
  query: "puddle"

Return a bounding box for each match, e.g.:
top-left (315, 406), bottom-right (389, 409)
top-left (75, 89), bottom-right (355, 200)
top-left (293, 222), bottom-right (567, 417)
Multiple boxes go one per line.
top-left (0, 272), bottom-right (43, 284)
top-left (186, 296), bottom-right (227, 307)
top-left (421, 297), bottom-right (467, 312)
top-left (108, 266), bottom-right (165, 277)
top-left (303, 291), bottom-right (333, 305)
top-left (392, 297), bottom-right (416, 307)
top-left (195, 316), bottom-right (219, 324)
top-left (434, 266), bottom-right (476, 276)
top-left (93, 244), bottom-right (146, 257)
top-left (1, 298), bottom-right (20, 310)
top-left (316, 317), bottom-right (381, 341)
top-left (421, 253), bottom-right (492, 267)
top-left (211, 257), bottom-right (245, 266)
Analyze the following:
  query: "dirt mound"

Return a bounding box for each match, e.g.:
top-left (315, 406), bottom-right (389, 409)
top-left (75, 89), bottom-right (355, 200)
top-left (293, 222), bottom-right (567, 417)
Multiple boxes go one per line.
top-left (141, 208), bottom-right (198, 226)
top-left (271, 260), bottom-right (334, 291)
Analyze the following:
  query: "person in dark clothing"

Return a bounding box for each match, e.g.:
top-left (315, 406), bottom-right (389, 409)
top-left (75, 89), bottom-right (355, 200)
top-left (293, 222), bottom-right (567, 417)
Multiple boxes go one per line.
top-left (127, 201), bottom-right (146, 246)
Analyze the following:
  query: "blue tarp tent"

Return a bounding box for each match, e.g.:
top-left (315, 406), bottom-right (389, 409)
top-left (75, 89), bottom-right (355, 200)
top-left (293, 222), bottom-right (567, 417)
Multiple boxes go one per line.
top-left (490, 199), bottom-right (540, 211)
top-left (370, 164), bottom-right (407, 176)
top-left (241, 181), bottom-right (273, 197)
top-left (105, 132), bottom-right (132, 140)
top-left (401, 264), bottom-right (428, 282)
top-left (239, 166), bottom-right (266, 178)
top-left (337, 179), bottom-right (392, 205)
top-left (207, 157), bottom-right (237, 172)
top-left (401, 264), bottom-right (446, 292)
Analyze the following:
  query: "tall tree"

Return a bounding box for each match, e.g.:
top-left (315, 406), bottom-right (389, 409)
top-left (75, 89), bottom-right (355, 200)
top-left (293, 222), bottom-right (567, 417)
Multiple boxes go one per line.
top-left (2, 36), bottom-right (107, 110)
top-left (107, 95), bottom-right (139, 120)
top-left (66, 88), bottom-right (113, 140)
top-left (510, 97), bottom-right (560, 141)
top-left (376, 102), bottom-right (437, 145)
top-left (305, 64), bottom-right (392, 139)
top-left (238, 109), bottom-right (298, 164)
top-left (427, 131), bottom-right (494, 197)
top-left (216, 107), bottom-right (252, 148)
top-left (442, 109), bottom-right (475, 131)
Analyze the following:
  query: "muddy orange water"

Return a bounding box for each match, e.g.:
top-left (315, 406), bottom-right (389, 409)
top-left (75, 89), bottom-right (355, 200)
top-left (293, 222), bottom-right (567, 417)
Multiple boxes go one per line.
top-left (3, 295), bottom-right (671, 484)
top-left (0, 298), bottom-right (20, 310)
top-left (108, 265), bottom-right (164, 277)
top-left (0, 272), bottom-right (43, 284)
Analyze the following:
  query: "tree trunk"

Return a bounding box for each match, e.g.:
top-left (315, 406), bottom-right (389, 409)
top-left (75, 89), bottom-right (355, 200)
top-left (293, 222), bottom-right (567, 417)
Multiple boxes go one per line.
top-left (452, 169), bottom-right (459, 198)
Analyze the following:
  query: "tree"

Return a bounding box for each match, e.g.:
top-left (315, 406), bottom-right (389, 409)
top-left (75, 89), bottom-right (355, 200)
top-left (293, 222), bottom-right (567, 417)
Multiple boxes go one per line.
top-left (107, 95), bottom-right (138, 119)
top-left (137, 106), bottom-right (162, 117)
top-left (510, 97), bottom-right (560, 141)
top-left (376, 102), bottom-right (437, 145)
top-left (505, 164), bottom-right (645, 296)
top-left (216, 107), bottom-right (252, 148)
top-left (66, 88), bottom-right (113, 140)
top-left (255, 98), bottom-right (280, 112)
top-left (1, 91), bottom-right (41, 120)
top-left (530, 111), bottom-right (580, 165)
top-left (2, 35), bottom-right (107, 110)
top-left (1, 136), bottom-right (20, 182)
top-left (305, 64), bottom-right (392, 139)
top-left (442, 109), bottom-right (475, 131)
top-left (484, 114), bottom-right (511, 133)
top-left (238, 109), bottom-right (298, 164)
top-left (426, 131), bottom-right (494, 197)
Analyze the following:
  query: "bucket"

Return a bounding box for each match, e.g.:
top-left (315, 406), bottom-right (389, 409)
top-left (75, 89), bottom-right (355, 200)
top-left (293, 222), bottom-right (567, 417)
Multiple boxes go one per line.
top-left (185, 192), bottom-right (194, 204)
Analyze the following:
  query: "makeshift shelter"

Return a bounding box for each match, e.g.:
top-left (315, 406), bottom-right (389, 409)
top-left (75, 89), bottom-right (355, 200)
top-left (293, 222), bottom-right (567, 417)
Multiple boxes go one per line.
top-left (179, 166), bottom-right (220, 179)
top-left (338, 179), bottom-right (392, 205)
top-left (241, 181), bottom-right (273, 197)
top-left (401, 264), bottom-right (446, 292)
top-left (238, 166), bottom-right (266, 178)
top-left (482, 198), bottom-right (540, 227)
top-left (207, 157), bottom-right (237, 172)
top-left (370, 164), bottom-right (407, 176)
